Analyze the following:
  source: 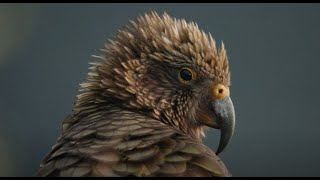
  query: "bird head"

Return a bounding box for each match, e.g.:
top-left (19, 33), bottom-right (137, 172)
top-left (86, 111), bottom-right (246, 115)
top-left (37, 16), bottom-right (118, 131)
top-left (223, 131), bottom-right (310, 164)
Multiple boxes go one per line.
top-left (75, 12), bottom-right (235, 155)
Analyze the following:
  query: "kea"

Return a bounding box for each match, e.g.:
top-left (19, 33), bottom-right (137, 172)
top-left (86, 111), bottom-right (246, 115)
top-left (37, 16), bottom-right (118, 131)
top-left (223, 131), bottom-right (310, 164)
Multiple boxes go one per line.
top-left (37, 12), bottom-right (235, 177)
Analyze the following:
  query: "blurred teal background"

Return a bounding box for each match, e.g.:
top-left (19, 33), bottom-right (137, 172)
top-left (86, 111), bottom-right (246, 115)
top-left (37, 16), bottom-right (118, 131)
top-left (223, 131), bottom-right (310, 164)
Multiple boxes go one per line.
top-left (1, 3), bottom-right (320, 177)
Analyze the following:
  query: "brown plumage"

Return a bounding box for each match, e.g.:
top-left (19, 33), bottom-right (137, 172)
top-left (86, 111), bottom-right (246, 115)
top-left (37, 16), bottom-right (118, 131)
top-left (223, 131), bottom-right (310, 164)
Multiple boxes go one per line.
top-left (37, 11), bottom-right (235, 177)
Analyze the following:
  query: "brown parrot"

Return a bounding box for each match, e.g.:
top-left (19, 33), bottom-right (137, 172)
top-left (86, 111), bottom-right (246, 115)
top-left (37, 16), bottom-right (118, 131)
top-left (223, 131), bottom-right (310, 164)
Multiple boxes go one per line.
top-left (36, 11), bottom-right (235, 177)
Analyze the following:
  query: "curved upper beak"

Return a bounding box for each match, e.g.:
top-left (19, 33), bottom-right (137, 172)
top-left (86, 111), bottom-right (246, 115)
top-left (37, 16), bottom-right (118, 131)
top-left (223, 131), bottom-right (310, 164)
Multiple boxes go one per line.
top-left (196, 85), bottom-right (236, 155)
top-left (211, 96), bottom-right (235, 155)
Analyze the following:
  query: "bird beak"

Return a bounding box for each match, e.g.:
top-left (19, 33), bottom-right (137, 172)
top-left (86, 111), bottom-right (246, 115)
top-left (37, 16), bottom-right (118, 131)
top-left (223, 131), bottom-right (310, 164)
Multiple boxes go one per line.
top-left (211, 96), bottom-right (235, 155)
top-left (198, 84), bottom-right (235, 155)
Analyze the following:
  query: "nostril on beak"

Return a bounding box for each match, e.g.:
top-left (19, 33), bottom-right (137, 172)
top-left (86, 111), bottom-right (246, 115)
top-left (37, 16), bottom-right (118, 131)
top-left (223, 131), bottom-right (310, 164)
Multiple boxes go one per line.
top-left (212, 84), bottom-right (228, 99)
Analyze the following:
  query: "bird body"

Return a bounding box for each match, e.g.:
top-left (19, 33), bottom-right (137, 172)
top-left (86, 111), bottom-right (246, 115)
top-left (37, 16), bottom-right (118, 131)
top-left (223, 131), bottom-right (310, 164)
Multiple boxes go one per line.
top-left (38, 109), bottom-right (230, 176)
top-left (37, 12), bottom-right (235, 177)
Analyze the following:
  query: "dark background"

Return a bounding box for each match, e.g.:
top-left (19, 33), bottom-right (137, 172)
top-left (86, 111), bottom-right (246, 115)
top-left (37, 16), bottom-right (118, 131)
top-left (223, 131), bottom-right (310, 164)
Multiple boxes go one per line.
top-left (1, 3), bottom-right (319, 177)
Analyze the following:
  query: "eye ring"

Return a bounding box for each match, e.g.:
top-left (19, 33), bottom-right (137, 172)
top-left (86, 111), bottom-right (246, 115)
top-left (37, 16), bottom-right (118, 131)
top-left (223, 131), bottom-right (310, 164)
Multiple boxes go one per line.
top-left (178, 68), bottom-right (196, 83)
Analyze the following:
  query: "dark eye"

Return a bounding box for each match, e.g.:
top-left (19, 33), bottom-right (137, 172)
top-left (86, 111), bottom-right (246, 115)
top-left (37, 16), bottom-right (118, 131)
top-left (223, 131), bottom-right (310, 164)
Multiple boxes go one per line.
top-left (179, 68), bottom-right (196, 82)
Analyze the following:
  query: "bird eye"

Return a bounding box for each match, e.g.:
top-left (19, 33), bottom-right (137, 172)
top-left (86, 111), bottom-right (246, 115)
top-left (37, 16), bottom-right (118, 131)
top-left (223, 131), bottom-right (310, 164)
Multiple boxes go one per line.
top-left (179, 68), bottom-right (196, 82)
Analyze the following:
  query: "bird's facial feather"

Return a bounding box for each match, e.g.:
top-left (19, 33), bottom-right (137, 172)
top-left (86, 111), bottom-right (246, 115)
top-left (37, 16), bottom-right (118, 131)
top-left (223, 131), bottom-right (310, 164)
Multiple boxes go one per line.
top-left (75, 11), bottom-right (232, 141)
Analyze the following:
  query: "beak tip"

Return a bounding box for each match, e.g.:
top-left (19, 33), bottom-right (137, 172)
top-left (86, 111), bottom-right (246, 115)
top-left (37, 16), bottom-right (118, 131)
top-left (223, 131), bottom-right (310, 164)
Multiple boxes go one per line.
top-left (215, 131), bottom-right (229, 155)
top-left (215, 148), bottom-right (223, 155)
